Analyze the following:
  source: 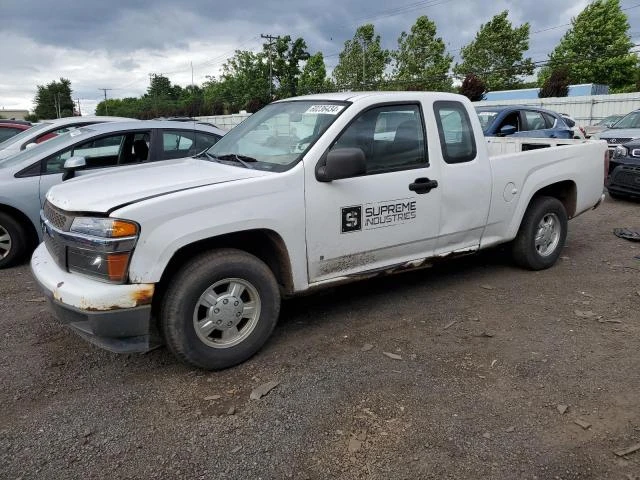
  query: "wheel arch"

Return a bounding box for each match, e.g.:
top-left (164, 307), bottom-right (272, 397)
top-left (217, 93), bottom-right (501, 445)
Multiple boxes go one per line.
top-left (530, 180), bottom-right (577, 218)
top-left (152, 228), bottom-right (294, 318)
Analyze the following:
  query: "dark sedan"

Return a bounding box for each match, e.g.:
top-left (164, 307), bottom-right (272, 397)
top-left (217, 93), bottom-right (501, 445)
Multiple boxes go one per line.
top-left (607, 140), bottom-right (640, 199)
top-left (476, 106), bottom-right (573, 139)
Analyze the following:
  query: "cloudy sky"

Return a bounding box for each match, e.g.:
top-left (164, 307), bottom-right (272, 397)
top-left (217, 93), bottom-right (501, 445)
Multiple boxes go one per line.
top-left (2, 0), bottom-right (639, 115)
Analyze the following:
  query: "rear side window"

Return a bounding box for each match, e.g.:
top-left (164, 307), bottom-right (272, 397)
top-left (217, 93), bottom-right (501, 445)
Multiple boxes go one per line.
top-left (433, 101), bottom-right (476, 164)
top-left (523, 111), bottom-right (547, 131)
top-left (542, 112), bottom-right (558, 128)
top-left (161, 130), bottom-right (220, 160)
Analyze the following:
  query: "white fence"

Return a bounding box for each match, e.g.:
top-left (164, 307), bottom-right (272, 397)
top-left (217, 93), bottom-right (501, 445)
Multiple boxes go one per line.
top-left (475, 92), bottom-right (640, 126)
top-left (195, 112), bottom-right (252, 130)
top-left (197, 92), bottom-right (640, 129)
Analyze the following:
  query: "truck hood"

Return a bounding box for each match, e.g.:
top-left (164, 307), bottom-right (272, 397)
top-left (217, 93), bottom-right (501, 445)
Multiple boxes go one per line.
top-left (47, 157), bottom-right (272, 213)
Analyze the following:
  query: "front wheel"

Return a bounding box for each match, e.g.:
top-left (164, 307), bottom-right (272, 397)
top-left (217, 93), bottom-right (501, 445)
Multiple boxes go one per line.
top-left (160, 249), bottom-right (281, 370)
top-left (512, 196), bottom-right (568, 270)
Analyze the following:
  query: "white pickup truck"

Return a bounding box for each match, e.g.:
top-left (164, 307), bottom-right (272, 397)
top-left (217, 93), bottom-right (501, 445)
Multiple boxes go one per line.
top-left (31, 92), bottom-right (607, 370)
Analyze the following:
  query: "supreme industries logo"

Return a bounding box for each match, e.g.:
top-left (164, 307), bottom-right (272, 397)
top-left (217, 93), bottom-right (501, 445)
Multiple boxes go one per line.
top-left (341, 206), bottom-right (362, 233)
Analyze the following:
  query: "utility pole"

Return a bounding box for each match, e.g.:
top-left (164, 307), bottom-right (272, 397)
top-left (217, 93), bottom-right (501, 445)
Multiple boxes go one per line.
top-left (76, 98), bottom-right (81, 116)
top-left (98, 88), bottom-right (113, 115)
top-left (261, 33), bottom-right (279, 99)
top-left (360, 38), bottom-right (366, 88)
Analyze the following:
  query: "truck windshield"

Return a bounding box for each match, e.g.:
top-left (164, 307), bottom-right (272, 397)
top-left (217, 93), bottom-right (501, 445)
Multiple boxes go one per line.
top-left (204, 100), bottom-right (349, 171)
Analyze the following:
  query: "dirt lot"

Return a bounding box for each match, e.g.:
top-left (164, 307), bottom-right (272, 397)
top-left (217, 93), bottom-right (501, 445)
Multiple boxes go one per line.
top-left (1, 196), bottom-right (639, 480)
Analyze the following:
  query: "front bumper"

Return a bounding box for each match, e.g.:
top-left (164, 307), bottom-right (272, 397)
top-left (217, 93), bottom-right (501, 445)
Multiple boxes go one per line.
top-left (31, 243), bottom-right (160, 353)
top-left (606, 165), bottom-right (640, 197)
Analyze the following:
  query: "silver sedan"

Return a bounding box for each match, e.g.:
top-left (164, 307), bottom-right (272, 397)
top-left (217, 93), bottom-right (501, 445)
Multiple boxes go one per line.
top-left (0, 120), bottom-right (225, 268)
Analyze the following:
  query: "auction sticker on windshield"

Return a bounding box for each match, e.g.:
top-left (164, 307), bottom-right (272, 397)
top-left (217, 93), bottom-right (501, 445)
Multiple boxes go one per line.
top-left (305, 105), bottom-right (345, 115)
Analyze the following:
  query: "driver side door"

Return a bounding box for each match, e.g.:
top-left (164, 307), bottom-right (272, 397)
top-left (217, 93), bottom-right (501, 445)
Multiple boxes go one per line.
top-left (304, 103), bottom-right (442, 283)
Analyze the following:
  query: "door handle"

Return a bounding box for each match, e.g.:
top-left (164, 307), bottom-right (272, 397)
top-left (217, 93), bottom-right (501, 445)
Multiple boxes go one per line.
top-left (409, 177), bottom-right (438, 194)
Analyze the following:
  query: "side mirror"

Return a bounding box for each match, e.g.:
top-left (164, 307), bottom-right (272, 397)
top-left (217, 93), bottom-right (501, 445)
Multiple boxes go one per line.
top-left (499, 125), bottom-right (517, 136)
top-left (316, 148), bottom-right (366, 182)
top-left (25, 142), bottom-right (37, 149)
top-left (62, 156), bottom-right (86, 181)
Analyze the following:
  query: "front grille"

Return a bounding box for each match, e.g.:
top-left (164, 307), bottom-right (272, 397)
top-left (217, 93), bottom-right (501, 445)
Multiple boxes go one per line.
top-left (605, 137), bottom-right (632, 145)
top-left (42, 201), bottom-right (75, 269)
top-left (44, 234), bottom-right (66, 269)
top-left (611, 166), bottom-right (640, 189)
top-left (43, 201), bottom-right (74, 231)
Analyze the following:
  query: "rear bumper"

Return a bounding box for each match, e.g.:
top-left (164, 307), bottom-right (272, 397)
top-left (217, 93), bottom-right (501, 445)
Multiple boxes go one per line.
top-left (30, 243), bottom-right (160, 353)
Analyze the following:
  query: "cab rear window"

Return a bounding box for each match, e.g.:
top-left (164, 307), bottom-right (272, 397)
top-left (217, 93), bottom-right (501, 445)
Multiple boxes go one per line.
top-left (434, 101), bottom-right (477, 164)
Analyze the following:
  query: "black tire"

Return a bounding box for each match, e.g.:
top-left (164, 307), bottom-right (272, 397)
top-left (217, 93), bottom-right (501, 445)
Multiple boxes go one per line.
top-left (512, 196), bottom-right (568, 270)
top-left (160, 248), bottom-right (281, 370)
top-left (0, 212), bottom-right (28, 269)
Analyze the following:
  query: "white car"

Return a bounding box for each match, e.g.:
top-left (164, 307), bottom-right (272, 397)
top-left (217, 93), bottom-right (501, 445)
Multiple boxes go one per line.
top-left (0, 121), bottom-right (224, 268)
top-left (32, 92), bottom-right (607, 370)
top-left (0, 116), bottom-right (133, 159)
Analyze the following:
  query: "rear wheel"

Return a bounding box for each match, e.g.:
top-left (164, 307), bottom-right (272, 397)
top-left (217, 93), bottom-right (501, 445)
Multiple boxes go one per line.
top-left (512, 196), bottom-right (568, 270)
top-left (160, 248), bottom-right (280, 370)
top-left (0, 212), bottom-right (28, 269)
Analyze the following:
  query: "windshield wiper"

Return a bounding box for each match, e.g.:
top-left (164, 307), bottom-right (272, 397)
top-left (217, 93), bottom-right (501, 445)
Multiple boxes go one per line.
top-left (215, 153), bottom-right (258, 169)
top-left (199, 152), bottom-right (258, 169)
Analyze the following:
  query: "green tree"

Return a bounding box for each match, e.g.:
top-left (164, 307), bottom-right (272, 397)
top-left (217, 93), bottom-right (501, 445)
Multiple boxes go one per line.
top-left (539, 66), bottom-right (570, 98)
top-left (539, 0), bottom-right (637, 90)
top-left (392, 15), bottom-right (453, 91)
top-left (146, 74), bottom-right (176, 99)
top-left (268, 35), bottom-right (310, 98)
top-left (203, 50), bottom-right (271, 113)
top-left (454, 11), bottom-right (534, 91)
top-left (33, 78), bottom-right (75, 119)
top-left (333, 24), bottom-right (390, 90)
top-left (298, 53), bottom-right (330, 94)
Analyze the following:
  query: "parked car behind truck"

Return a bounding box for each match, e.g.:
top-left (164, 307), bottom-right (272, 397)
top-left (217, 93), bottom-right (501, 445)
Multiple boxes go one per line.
top-left (0, 116), bottom-right (133, 159)
top-left (32, 92), bottom-right (608, 370)
top-left (607, 139), bottom-right (640, 199)
top-left (476, 106), bottom-right (573, 139)
top-left (0, 121), bottom-right (223, 268)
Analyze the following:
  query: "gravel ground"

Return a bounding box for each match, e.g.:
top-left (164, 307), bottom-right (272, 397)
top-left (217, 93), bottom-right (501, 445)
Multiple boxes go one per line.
top-left (1, 196), bottom-right (639, 480)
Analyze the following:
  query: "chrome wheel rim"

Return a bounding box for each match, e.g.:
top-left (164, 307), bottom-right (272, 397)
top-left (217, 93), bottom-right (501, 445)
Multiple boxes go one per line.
top-left (0, 225), bottom-right (11, 260)
top-left (192, 278), bottom-right (261, 349)
top-left (534, 213), bottom-right (561, 257)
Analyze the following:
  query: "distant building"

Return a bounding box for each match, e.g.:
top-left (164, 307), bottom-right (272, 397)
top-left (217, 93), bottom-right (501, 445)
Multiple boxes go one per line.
top-left (483, 84), bottom-right (609, 101)
top-left (0, 109), bottom-right (30, 120)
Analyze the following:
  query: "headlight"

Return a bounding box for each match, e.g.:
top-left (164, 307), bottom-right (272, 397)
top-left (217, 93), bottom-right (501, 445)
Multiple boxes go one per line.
top-left (67, 217), bottom-right (139, 283)
top-left (614, 145), bottom-right (628, 158)
top-left (70, 217), bottom-right (138, 238)
top-left (68, 249), bottom-right (132, 283)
